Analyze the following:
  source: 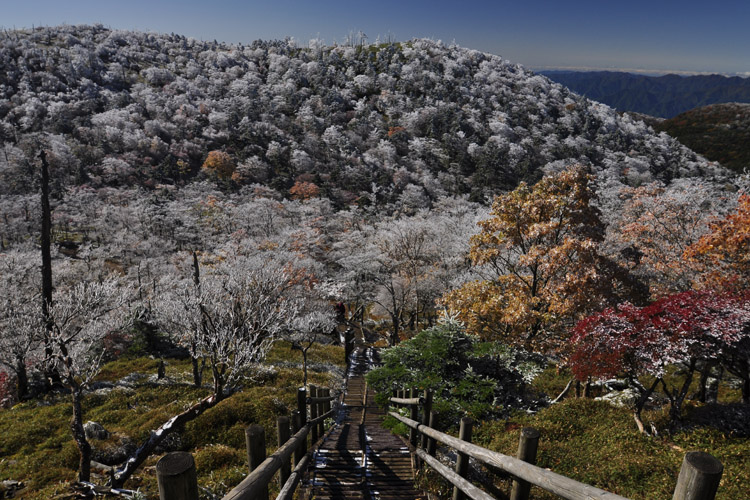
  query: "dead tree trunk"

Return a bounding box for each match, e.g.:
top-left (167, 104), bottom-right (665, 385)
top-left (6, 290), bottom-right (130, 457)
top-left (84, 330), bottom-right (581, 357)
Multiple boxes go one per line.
top-left (111, 393), bottom-right (222, 488)
top-left (39, 150), bottom-right (57, 388)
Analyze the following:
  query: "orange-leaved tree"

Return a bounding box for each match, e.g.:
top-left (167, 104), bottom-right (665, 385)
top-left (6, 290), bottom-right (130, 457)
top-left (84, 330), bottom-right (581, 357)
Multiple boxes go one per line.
top-left (444, 165), bottom-right (645, 352)
top-left (684, 192), bottom-right (750, 291)
top-left (201, 150), bottom-right (235, 180)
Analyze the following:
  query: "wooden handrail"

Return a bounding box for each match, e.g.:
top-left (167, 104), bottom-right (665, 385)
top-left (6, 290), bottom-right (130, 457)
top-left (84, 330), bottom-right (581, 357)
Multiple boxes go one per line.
top-left (388, 411), bottom-right (630, 500)
top-left (276, 452), bottom-right (312, 500)
top-left (389, 396), bottom-right (423, 406)
top-left (223, 424), bottom-right (310, 500)
top-left (415, 448), bottom-right (496, 500)
top-left (221, 406), bottom-right (335, 499)
top-left (306, 395), bottom-right (336, 404)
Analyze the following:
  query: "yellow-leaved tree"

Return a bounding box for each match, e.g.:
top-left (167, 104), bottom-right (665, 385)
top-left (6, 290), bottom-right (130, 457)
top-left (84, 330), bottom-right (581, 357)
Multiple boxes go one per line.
top-left (444, 165), bottom-right (645, 352)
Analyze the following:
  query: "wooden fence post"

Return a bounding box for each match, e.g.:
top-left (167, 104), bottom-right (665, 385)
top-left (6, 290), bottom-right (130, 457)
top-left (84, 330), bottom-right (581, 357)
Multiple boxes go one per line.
top-left (672, 451), bottom-right (723, 500)
top-left (297, 387), bottom-right (308, 458)
top-left (318, 388), bottom-right (326, 438)
top-left (322, 388), bottom-right (331, 433)
top-left (245, 424), bottom-right (267, 500)
top-left (427, 411), bottom-right (438, 457)
top-left (297, 387), bottom-right (307, 426)
top-left (420, 390), bottom-right (433, 451)
top-left (510, 427), bottom-right (540, 500)
top-left (452, 417), bottom-right (473, 500)
top-left (310, 385), bottom-right (319, 444)
top-left (277, 416), bottom-right (291, 489)
top-left (292, 410), bottom-right (304, 466)
top-left (409, 387), bottom-right (419, 448)
top-left (156, 451), bottom-right (198, 500)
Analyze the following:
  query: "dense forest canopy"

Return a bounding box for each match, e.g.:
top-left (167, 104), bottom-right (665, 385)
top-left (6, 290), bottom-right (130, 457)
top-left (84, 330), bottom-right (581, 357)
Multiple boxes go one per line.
top-left (0, 24), bottom-right (728, 208)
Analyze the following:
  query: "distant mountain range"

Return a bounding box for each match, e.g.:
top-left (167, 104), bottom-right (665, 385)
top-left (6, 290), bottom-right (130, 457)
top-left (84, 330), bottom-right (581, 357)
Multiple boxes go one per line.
top-left (541, 71), bottom-right (750, 118)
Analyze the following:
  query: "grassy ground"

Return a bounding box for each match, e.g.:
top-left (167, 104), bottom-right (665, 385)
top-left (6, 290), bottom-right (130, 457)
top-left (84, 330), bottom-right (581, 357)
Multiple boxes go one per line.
top-left (472, 398), bottom-right (749, 500)
top-left (418, 364), bottom-right (749, 500)
top-left (0, 340), bottom-right (345, 499)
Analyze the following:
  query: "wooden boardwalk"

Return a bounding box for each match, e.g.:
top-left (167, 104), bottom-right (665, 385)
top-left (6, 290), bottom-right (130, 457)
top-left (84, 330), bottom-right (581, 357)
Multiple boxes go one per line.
top-left (304, 346), bottom-right (424, 500)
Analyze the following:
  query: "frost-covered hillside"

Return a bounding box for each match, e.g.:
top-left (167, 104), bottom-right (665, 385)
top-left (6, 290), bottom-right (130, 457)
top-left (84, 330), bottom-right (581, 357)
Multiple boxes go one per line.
top-left (0, 25), bottom-right (728, 208)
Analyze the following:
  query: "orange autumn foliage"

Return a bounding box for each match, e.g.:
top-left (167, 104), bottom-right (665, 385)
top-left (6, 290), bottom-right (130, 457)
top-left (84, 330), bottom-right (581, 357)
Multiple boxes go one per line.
top-left (201, 150), bottom-right (235, 180)
top-left (444, 166), bottom-right (644, 351)
top-left (289, 181), bottom-right (321, 200)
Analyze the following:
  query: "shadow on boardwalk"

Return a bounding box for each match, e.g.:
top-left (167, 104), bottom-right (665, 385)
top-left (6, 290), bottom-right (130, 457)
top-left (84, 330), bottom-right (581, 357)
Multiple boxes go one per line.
top-left (304, 344), bottom-right (425, 500)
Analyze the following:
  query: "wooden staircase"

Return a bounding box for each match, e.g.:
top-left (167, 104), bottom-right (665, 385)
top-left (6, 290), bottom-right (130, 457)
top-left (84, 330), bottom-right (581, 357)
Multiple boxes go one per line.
top-left (304, 346), bottom-right (424, 500)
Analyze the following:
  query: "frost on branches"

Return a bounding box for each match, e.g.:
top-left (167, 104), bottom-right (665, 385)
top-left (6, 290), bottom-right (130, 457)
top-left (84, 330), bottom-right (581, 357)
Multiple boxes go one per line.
top-left (45, 279), bottom-right (131, 482)
top-left (571, 289), bottom-right (750, 432)
top-left (114, 252), bottom-right (302, 488)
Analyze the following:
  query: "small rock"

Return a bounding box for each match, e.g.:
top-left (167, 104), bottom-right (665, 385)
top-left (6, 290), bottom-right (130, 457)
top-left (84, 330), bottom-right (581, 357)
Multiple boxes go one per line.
top-left (84, 421), bottom-right (110, 440)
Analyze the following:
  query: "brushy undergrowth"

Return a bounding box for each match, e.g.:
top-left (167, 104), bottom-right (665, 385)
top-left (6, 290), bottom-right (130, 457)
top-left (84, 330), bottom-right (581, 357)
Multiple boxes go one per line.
top-left (0, 340), bottom-right (344, 499)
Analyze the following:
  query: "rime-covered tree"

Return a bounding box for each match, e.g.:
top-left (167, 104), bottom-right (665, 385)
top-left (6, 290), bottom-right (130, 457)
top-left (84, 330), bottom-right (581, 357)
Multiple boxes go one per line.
top-left (0, 250), bottom-right (42, 401)
top-left (44, 279), bottom-right (131, 481)
top-left (115, 252), bottom-right (299, 487)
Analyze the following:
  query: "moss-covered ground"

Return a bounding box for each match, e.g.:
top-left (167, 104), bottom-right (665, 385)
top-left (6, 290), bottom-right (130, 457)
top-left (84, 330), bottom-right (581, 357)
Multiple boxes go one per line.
top-left (0, 340), bottom-right (345, 499)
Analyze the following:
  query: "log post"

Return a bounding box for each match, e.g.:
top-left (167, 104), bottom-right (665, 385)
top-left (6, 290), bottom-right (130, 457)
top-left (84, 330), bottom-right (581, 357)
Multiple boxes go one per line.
top-left (452, 417), bottom-right (473, 500)
top-left (245, 424), bottom-right (267, 500)
top-left (297, 387), bottom-right (307, 426)
top-left (292, 410), bottom-right (304, 466)
top-left (322, 388), bottom-right (331, 433)
top-left (510, 427), bottom-right (540, 500)
top-left (156, 452), bottom-right (199, 500)
top-left (296, 387), bottom-right (307, 457)
top-left (427, 411), bottom-right (438, 457)
top-left (318, 388), bottom-right (326, 437)
top-left (672, 451), bottom-right (723, 500)
top-left (309, 385), bottom-right (319, 444)
top-left (277, 416), bottom-right (291, 489)
top-left (420, 390), bottom-right (433, 450)
top-left (409, 388), bottom-right (419, 448)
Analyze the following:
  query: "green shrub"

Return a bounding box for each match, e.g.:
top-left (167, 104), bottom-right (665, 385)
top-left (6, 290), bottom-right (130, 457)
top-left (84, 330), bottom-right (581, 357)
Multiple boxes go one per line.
top-left (366, 320), bottom-right (542, 424)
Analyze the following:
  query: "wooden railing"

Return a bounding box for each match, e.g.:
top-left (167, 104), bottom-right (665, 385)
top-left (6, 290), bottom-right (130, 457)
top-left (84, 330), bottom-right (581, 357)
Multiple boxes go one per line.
top-left (155, 385), bottom-right (337, 500)
top-left (388, 388), bottom-right (724, 500)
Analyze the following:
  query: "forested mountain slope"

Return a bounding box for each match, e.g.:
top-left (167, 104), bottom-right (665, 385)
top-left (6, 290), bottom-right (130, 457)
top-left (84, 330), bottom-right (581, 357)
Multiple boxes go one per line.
top-left (653, 103), bottom-right (750, 174)
top-left (542, 70), bottom-right (750, 119)
top-left (0, 25), bottom-right (726, 210)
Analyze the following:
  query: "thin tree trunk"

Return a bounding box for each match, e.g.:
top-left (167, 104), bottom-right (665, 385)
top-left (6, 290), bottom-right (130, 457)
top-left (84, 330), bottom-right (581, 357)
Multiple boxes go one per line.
top-left (633, 378), bottom-right (659, 435)
top-left (303, 349), bottom-right (308, 390)
top-left (39, 150), bottom-right (57, 387)
top-left (190, 353), bottom-right (202, 387)
top-left (71, 389), bottom-right (91, 482)
top-left (15, 356), bottom-right (28, 401)
top-left (112, 392), bottom-right (222, 488)
top-left (668, 359), bottom-right (697, 426)
top-left (697, 360), bottom-right (717, 403)
top-left (190, 251), bottom-right (205, 387)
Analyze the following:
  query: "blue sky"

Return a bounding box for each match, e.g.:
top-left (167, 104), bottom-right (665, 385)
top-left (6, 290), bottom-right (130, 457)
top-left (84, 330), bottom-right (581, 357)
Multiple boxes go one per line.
top-left (2, 0), bottom-right (749, 75)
